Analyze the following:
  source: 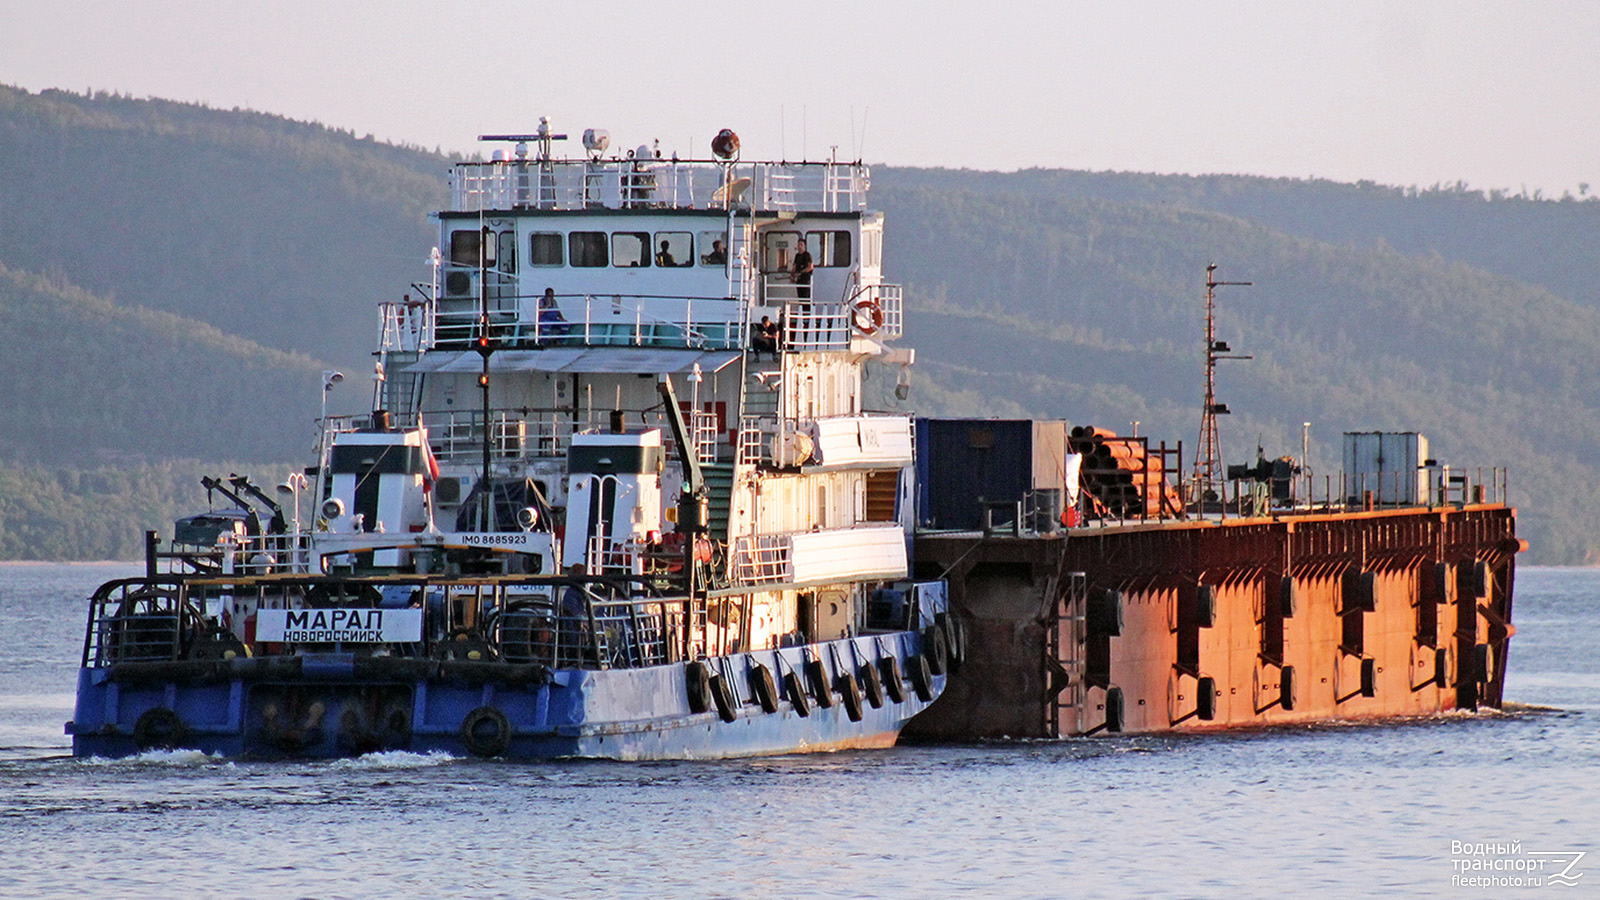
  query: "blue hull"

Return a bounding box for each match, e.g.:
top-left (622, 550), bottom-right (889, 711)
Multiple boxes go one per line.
top-left (69, 632), bottom-right (947, 760)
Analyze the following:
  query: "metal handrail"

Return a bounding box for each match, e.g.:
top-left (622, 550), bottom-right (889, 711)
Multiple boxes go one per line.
top-left (449, 159), bottom-right (870, 214)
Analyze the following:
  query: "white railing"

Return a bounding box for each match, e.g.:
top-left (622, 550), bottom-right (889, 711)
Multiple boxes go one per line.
top-left (449, 159), bottom-right (870, 214)
top-left (690, 410), bottom-right (720, 463)
top-left (586, 535), bottom-right (639, 575)
top-left (729, 524), bottom-right (908, 586)
top-left (378, 299), bottom-right (433, 353)
top-left (430, 292), bottom-right (744, 352)
top-left (369, 407), bottom-right (720, 465)
top-left (731, 533), bottom-right (793, 585)
top-left (737, 414), bottom-right (814, 468)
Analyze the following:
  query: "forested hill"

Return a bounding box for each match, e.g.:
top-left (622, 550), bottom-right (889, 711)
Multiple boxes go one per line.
top-left (0, 84), bottom-right (445, 366)
top-left (0, 85), bottom-right (1596, 562)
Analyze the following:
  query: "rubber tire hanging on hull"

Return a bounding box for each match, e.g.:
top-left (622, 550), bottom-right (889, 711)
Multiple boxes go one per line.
top-left (806, 660), bottom-right (835, 708)
top-left (838, 672), bottom-right (865, 722)
top-left (923, 626), bottom-right (950, 676)
top-left (133, 707), bottom-right (185, 750)
top-left (1196, 676), bottom-right (1217, 721)
top-left (936, 613), bottom-right (966, 671)
top-left (1280, 665), bottom-right (1296, 711)
top-left (686, 661), bottom-right (713, 714)
top-left (750, 663), bottom-right (780, 714)
top-left (1104, 686), bottom-right (1125, 733)
top-left (859, 662), bottom-right (885, 708)
top-left (710, 674), bottom-right (738, 723)
top-left (909, 654), bottom-right (935, 702)
top-left (460, 706), bottom-right (512, 758)
top-left (880, 657), bottom-right (907, 703)
top-left (784, 671), bottom-right (811, 717)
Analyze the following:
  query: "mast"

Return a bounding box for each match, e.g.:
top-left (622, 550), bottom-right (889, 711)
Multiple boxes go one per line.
top-left (1194, 263), bottom-right (1251, 510)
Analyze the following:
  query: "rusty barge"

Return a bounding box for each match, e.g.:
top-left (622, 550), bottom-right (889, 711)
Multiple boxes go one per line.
top-left (906, 420), bottom-right (1521, 739)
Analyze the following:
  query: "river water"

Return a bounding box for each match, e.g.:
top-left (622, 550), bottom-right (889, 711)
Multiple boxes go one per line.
top-left (0, 562), bottom-right (1594, 899)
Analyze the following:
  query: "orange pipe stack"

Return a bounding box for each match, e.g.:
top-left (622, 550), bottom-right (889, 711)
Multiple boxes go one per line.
top-left (1069, 426), bottom-right (1182, 519)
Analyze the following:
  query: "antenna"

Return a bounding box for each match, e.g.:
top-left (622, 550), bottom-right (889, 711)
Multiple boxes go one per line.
top-left (1194, 263), bottom-right (1252, 512)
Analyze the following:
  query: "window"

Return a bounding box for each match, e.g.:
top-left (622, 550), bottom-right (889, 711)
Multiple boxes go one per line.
top-left (653, 232), bottom-right (693, 268)
top-left (530, 232), bottom-right (563, 266)
top-left (699, 231), bottom-right (729, 266)
top-left (611, 232), bottom-right (650, 268)
top-left (807, 230), bottom-right (852, 267)
top-left (450, 229), bottom-right (481, 266)
top-left (569, 232), bottom-right (608, 267)
top-left (496, 230), bottom-right (516, 273)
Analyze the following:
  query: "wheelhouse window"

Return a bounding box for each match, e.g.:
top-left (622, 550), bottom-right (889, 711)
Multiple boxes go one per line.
top-left (449, 229), bottom-right (481, 266)
top-left (699, 231), bottom-right (728, 265)
top-left (569, 231), bottom-right (608, 267)
top-left (653, 232), bottom-right (693, 268)
top-left (530, 232), bottom-right (563, 266)
top-left (612, 232), bottom-right (650, 268)
top-left (807, 230), bottom-right (852, 267)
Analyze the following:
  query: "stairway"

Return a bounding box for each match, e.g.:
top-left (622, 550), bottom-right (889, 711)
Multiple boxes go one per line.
top-left (702, 462), bottom-right (735, 543)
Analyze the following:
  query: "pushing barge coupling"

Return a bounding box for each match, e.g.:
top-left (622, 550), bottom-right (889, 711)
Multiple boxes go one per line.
top-left (905, 421), bottom-right (1522, 739)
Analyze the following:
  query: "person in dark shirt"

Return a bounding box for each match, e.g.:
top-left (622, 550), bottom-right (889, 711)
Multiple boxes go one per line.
top-left (791, 240), bottom-right (813, 301)
top-left (656, 240), bottom-right (677, 267)
top-left (703, 239), bottom-right (727, 265)
top-left (537, 288), bottom-right (570, 343)
top-left (752, 315), bottom-right (780, 358)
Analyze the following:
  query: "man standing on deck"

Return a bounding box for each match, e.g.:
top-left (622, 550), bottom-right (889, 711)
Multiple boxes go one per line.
top-left (791, 239), bottom-right (813, 302)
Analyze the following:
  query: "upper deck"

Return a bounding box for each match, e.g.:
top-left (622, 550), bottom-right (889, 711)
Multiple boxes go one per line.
top-left (449, 156), bottom-right (869, 215)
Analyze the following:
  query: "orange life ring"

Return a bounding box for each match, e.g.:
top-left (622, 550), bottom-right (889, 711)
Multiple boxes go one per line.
top-left (850, 297), bottom-right (885, 335)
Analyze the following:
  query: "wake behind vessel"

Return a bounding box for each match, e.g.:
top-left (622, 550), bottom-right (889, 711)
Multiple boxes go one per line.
top-left (68, 123), bottom-right (957, 759)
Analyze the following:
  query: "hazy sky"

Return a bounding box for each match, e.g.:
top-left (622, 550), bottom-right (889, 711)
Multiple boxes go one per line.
top-left (4, 1), bottom-right (1596, 194)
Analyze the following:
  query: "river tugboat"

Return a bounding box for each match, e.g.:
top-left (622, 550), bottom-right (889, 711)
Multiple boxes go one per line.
top-left (68, 122), bottom-right (956, 759)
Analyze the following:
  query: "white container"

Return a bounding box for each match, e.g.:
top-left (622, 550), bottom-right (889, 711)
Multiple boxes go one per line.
top-left (1342, 432), bottom-right (1430, 506)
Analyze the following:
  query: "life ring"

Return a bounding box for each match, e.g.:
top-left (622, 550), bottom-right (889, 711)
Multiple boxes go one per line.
top-left (858, 662), bottom-right (885, 709)
top-left (749, 663), bottom-right (780, 713)
top-left (850, 297), bottom-right (884, 335)
top-left (838, 672), bottom-right (864, 722)
top-left (133, 707), bottom-right (185, 750)
top-left (685, 661), bottom-right (713, 714)
top-left (879, 657), bottom-right (906, 703)
top-left (460, 706), bottom-right (512, 757)
top-left (783, 671), bottom-right (811, 717)
top-left (709, 674), bottom-right (738, 723)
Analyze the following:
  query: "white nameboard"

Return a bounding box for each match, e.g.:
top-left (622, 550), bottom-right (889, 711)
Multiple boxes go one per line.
top-left (256, 608), bottom-right (423, 643)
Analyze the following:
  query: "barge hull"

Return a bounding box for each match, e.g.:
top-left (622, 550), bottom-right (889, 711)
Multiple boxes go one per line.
top-left (908, 504), bottom-right (1519, 738)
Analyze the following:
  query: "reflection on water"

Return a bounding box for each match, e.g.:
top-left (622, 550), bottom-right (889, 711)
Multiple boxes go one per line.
top-left (1, 563), bottom-right (1595, 899)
